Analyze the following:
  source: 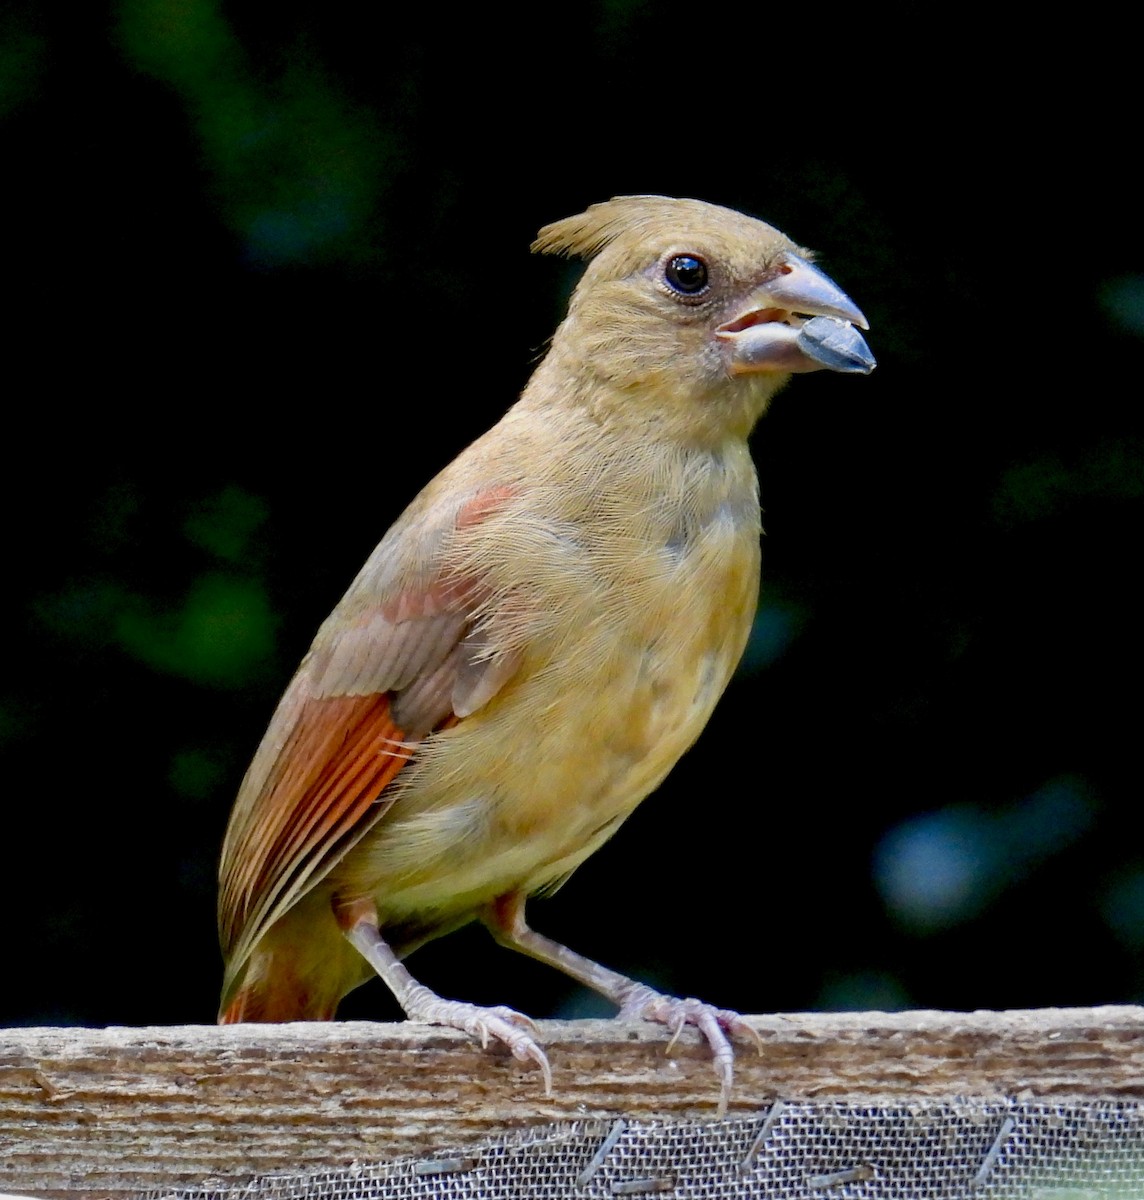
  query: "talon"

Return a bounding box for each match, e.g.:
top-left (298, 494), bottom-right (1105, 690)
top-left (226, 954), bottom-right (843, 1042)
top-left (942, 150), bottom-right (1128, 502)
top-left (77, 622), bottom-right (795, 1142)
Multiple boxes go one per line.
top-left (623, 990), bottom-right (751, 1114)
top-left (734, 1016), bottom-right (765, 1056)
top-left (404, 996), bottom-right (550, 1094)
top-left (522, 1041), bottom-right (554, 1096)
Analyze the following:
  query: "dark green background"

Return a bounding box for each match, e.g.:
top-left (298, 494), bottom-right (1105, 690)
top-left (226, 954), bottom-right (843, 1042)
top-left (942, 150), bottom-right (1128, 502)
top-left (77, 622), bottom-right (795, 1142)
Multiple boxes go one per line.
top-left (3, 4), bottom-right (1141, 1029)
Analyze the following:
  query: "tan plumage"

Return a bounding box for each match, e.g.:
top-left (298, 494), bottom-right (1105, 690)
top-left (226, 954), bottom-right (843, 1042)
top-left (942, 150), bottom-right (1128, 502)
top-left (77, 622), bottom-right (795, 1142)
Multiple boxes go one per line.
top-left (218, 195), bottom-right (874, 1105)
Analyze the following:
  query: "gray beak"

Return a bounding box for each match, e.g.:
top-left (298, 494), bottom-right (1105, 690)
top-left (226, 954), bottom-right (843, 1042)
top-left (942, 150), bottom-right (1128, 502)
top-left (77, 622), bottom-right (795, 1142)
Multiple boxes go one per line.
top-left (716, 254), bottom-right (876, 376)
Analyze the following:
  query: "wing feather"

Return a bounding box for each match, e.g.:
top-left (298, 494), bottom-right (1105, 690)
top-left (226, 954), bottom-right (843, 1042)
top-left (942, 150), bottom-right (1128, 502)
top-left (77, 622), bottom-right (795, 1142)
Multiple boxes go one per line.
top-left (217, 486), bottom-right (519, 1011)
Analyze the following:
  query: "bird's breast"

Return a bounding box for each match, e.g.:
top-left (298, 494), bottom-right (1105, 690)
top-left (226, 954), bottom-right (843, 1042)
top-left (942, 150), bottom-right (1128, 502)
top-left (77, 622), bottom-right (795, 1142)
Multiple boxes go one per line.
top-left (335, 442), bottom-right (761, 924)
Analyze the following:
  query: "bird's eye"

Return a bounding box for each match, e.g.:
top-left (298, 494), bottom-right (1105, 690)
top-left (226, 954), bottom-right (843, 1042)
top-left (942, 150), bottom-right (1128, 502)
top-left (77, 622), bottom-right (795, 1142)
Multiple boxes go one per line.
top-left (664, 254), bottom-right (709, 297)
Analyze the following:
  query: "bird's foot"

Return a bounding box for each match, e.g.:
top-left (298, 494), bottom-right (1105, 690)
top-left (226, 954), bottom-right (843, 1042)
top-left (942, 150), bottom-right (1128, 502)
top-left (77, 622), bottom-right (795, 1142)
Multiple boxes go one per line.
top-left (618, 983), bottom-right (762, 1115)
top-left (406, 993), bottom-right (553, 1095)
top-left (341, 916), bottom-right (553, 1095)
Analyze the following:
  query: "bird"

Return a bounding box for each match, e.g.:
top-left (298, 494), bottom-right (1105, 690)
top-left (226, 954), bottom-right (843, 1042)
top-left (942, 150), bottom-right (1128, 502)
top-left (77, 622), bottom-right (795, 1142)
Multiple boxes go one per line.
top-left (217, 195), bottom-right (875, 1110)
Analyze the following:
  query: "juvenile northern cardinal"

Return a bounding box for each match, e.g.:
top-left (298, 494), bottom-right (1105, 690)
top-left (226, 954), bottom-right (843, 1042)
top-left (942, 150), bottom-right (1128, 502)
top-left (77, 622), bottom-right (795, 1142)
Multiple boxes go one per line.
top-left (218, 196), bottom-right (874, 1108)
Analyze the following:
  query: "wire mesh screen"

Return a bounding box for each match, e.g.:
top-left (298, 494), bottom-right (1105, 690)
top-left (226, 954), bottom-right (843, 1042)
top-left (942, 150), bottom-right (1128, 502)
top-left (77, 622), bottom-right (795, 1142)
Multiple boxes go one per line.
top-left (147, 1100), bottom-right (1144, 1200)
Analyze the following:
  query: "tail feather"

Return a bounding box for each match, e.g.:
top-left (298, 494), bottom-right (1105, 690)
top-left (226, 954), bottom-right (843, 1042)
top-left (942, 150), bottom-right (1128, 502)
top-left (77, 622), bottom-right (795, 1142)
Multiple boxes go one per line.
top-left (218, 901), bottom-right (366, 1024)
top-left (219, 978), bottom-right (337, 1023)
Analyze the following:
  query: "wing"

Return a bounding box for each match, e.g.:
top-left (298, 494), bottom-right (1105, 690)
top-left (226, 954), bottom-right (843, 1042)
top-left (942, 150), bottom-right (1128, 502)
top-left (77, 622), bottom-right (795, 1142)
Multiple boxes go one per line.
top-left (217, 485), bottom-right (521, 1007)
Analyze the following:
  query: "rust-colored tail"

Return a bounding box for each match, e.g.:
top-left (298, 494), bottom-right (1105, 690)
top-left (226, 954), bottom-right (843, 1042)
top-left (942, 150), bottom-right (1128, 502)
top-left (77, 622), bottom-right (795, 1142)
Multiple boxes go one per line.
top-left (219, 978), bottom-right (337, 1023)
top-left (218, 906), bottom-right (365, 1024)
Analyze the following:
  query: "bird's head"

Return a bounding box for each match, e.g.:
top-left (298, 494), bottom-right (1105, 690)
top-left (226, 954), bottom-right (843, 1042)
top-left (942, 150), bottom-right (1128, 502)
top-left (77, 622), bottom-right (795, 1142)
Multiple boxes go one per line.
top-left (532, 195), bottom-right (874, 442)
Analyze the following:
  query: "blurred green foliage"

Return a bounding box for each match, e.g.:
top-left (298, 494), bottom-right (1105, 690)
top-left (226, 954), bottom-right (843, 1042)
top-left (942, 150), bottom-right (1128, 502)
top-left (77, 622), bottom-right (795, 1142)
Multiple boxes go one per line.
top-left (0, 14), bottom-right (46, 116)
top-left (115, 572), bottom-right (276, 686)
top-left (994, 439), bottom-right (1144, 529)
top-left (168, 746), bottom-right (227, 800)
top-left (118, 0), bottom-right (388, 267)
top-left (183, 485), bottom-right (270, 562)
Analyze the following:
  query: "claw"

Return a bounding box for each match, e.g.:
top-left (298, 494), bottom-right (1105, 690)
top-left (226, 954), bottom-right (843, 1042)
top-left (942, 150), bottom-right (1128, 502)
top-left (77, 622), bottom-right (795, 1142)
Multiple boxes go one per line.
top-left (620, 986), bottom-right (753, 1115)
top-left (733, 1015), bottom-right (765, 1056)
top-left (664, 1014), bottom-right (687, 1056)
top-left (518, 1038), bottom-right (554, 1096)
top-left (407, 996), bottom-right (552, 1095)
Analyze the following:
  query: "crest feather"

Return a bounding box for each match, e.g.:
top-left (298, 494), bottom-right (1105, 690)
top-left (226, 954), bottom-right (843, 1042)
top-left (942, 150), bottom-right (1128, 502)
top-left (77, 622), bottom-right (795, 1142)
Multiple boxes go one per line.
top-left (532, 195), bottom-right (711, 260)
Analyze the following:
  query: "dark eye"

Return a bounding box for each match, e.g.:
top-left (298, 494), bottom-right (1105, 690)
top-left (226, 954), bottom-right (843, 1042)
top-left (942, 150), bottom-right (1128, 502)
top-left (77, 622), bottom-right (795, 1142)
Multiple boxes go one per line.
top-left (664, 254), bottom-right (709, 296)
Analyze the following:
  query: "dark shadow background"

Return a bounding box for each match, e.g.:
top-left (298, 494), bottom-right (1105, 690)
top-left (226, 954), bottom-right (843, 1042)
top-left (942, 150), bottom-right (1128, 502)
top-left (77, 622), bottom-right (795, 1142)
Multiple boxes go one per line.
top-left (2, 3), bottom-right (1141, 1029)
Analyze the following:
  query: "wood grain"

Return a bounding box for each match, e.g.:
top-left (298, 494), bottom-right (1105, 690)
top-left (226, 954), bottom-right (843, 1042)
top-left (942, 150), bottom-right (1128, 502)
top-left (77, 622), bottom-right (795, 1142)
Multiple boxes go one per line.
top-left (2, 1008), bottom-right (1143, 1196)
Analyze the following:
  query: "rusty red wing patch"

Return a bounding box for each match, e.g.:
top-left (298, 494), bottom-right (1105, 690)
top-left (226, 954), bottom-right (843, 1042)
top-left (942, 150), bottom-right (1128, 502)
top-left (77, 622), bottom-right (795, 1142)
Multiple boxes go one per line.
top-left (219, 689), bottom-right (414, 966)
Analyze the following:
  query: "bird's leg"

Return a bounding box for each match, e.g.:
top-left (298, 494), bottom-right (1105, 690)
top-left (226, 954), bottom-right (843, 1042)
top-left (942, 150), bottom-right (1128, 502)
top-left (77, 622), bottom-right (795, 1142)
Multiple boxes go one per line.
top-left (335, 897), bottom-right (552, 1094)
top-left (483, 893), bottom-right (762, 1115)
